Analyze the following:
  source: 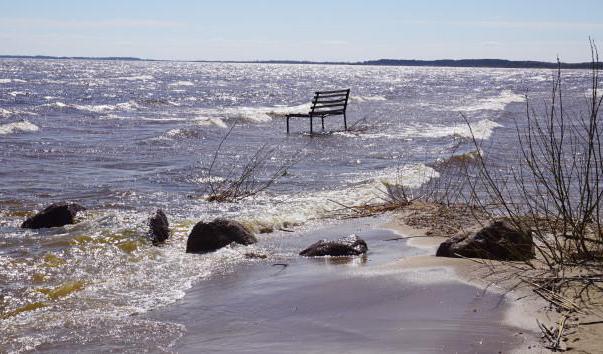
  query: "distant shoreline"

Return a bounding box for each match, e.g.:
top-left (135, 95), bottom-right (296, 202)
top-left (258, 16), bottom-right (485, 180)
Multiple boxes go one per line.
top-left (1, 54), bottom-right (601, 69)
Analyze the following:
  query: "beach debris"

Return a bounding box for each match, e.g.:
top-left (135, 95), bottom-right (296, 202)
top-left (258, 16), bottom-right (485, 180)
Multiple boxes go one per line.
top-left (148, 209), bottom-right (170, 245)
top-left (435, 220), bottom-right (534, 261)
top-left (186, 218), bottom-right (257, 254)
top-left (21, 202), bottom-right (86, 229)
top-left (299, 234), bottom-right (368, 257)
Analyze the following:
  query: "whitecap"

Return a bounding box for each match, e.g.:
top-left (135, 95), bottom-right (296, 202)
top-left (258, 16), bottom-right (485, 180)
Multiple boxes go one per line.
top-left (73, 101), bottom-right (142, 113)
top-left (237, 163), bottom-right (439, 232)
top-left (349, 95), bottom-right (387, 103)
top-left (333, 119), bottom-right (502, 141)
top-left (193, 103), bottom-right (311, 124)
top-left (457, 90), bottom-right (525, 112)
top-left (0, 78), bottom-right (26, 84)
top-left (0, 108), bottom-right (38, 118)
top-left (401, 119), bottom-right (503, 140)
top-left (168, 80), bottom-right (195, 87)
top-left (0, 120), bottom-right (39, 135)
top-left (45, 102), bottom-right (68, 108)
top-left (0, 108), bottom-right (13, 117)
top-left (194, 117), bottom-right (228, 128)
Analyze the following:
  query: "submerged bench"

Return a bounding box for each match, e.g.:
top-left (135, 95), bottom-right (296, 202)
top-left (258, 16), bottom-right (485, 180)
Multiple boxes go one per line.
top-left (286, 89), bottom-right (350, 134)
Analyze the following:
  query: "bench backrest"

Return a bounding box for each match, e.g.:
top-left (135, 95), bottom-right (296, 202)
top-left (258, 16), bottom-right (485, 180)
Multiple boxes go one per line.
top-left (309, 89), bottom-right (350, 116)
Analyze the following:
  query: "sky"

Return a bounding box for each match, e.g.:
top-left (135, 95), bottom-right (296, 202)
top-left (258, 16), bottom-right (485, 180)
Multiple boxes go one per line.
top-left (1, 0), bottom-right (602, 62)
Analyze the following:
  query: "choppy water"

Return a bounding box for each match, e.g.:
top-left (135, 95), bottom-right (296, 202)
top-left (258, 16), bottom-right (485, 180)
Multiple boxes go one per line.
top-left (0, 59), bottom-right (595, 351)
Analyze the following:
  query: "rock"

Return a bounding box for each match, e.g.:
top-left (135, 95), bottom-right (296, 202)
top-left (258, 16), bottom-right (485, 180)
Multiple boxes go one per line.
top-left (21, 202), bottom-right (86, 229)
top-left (300, 234), bottom-right (368, 257)
top-left (148, 209), bottom-right (169, 245)
top-left (435, 220), bottom-right (534, 261)
top-left (186, 218), bottom-right (257, 254)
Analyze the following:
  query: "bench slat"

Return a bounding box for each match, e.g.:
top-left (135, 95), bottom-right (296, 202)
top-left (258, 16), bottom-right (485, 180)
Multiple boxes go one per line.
top-left (313, 103), bottom-right (346, 109)
top-left (314, 92), bottom-right (348, 98)
top-left (316, 89), bottom-right (350, 95)
top-left (309, 109), bottom-right (345, 116)
top-left (312, 98), bottom-right (348, 104)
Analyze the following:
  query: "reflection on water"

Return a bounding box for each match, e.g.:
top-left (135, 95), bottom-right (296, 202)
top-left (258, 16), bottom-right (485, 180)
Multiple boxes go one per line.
top-left (0, 59), bottom-right (591, 351)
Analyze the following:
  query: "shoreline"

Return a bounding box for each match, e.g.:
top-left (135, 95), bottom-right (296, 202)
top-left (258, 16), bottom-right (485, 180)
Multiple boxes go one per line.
top-left (149, 214), bottom-right (537, 353)
top-left (383, 214), bottom-right (546, 352)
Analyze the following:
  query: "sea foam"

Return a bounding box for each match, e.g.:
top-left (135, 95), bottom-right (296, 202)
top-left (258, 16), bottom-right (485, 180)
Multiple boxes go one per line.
top-left (349, 95), bottom-right (387, 103)
top-left (401, 119), bottom-right (503, 140)
top-left (0, 120), bottom-right (39, 135)
top-left (168, 80), bottom-right (195, 87)
top-left (457, 90), bottom-right (525, 112)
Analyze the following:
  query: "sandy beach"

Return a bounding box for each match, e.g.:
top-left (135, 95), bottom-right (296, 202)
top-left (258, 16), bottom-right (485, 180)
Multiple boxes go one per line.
top-left (149, 215), bottom-right (540, 353)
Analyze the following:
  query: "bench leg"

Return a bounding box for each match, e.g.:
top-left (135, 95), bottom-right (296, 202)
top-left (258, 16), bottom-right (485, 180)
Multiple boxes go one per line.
top-left (286, 116), bottom-right (290, 134)
top-left (310, 117), bottom-right (313, 135)
top-left (343, 112), bottom-right (347, 131)
top-left (321, 117), bottom-right (324, 130)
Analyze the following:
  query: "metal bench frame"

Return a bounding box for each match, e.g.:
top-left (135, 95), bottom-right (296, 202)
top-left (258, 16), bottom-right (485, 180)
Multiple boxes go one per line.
top-left (286, 89), bottom-right (350, 134)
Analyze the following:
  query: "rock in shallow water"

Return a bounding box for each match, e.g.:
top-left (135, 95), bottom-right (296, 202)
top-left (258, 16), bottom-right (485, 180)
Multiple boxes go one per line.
top-left (435, 220), bottom-right (534, 261)
top-left (300, 234), bottom-right (368, 257)
top-left (186, 218), bottom-right (257, 254)
top-left (148, 209), bottom-right (170, 245)
top-left (21, 202), bottom-right (85, 229)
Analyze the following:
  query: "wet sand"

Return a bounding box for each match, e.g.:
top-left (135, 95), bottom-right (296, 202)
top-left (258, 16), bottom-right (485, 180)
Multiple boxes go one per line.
top-left (151, 217), bottom-right (533, 353)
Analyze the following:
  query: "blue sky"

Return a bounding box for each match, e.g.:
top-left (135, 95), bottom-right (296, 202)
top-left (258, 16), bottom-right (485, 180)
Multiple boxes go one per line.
top-left (1, 0), bottom-right (602, 62)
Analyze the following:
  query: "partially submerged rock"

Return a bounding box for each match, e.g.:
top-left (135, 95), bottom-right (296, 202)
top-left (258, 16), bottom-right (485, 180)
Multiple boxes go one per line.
top-left (148, 209), bottom-right (169, 245)
top-left (21, 202), bottom-right (86, 229)
top-left (300, 234), bottom-right (368, 257)
top-left (186, 218), bottom-right (257, 254)
top-left (435, 220), bottom-right (534, 261)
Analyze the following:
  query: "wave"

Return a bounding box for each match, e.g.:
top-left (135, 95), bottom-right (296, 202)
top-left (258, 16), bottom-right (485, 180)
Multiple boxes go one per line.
top-left (155, 120), bottom-right (226, 141)
top-left (168, 80), bottom-right (195, 87)
top-left (195, 103), bottom-right (310, 124)
top-left (194, 117), bottom-right (227, 128)
top-left (0, 108), bottom-right (38, 118)
top-left (0, 108), bottom-right (13, 117)
top-left (9, 91), bottom-right (29, 97)
top-left (457, 90), bottom-right (525, 112)
top-left (334, 119), bottom-right (502, 141)
top-left (431, 149), bottom-right (482, 171)
top-left (401, 119), bottom-right (503, 140)
top-left (74, 101), bottom-right (142, 113)
top-left (164, 128), bottom-right (204, 139)
top-left (237, 163), bottom-right (439, 233)
top-left (349, 95), bottom-right (387, 103)
top-left (0, 120), bottom-right (39, 135)
top-left (43, 101), bottom-right (69, 109)
top-left (0, 78), bottom-right (27, 84)
top-left (42, 101), bottom-right (142, 113)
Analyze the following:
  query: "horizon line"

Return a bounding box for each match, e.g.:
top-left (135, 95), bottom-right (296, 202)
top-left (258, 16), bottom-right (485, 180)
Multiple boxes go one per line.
top-left (0, 54), bottom-right (600, 69)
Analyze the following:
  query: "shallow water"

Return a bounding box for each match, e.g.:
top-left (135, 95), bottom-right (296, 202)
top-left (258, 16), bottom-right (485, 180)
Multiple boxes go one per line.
top-left (0, 59), bottom-right (594, 351)
top-left (151, 217), bottom-right (527, 354)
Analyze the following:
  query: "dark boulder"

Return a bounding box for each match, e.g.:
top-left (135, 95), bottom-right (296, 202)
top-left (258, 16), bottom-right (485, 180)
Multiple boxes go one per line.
top-left (21, 202), bottom-right (86, 229)
top-left (436, 220), bottom-right (534, 261)
top-left (300, 234), bottom-right (368, 257)
top-left (186, 218), bottom-right (257, 254)
top-left (148, 209), bottom-right (170, 245)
